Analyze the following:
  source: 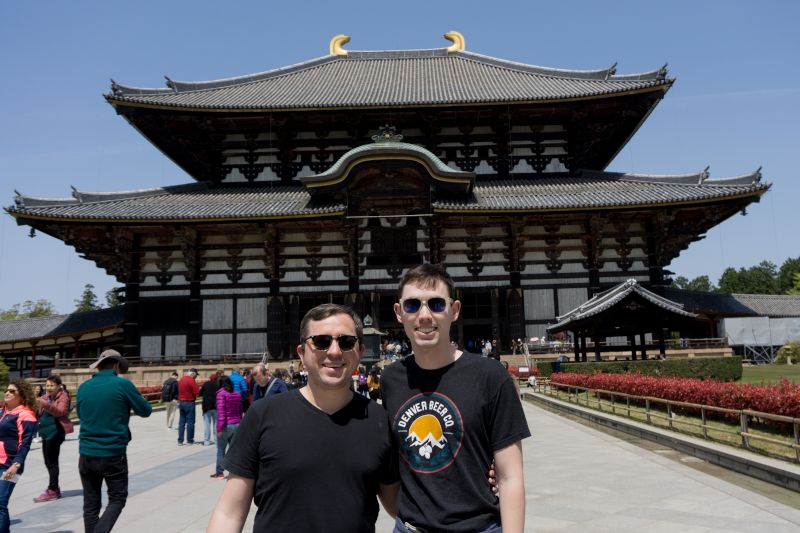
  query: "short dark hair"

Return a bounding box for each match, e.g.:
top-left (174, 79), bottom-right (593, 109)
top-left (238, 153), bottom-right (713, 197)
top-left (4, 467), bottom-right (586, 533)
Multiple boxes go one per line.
top-left (397, 263), bottom-right (455, 300)
top-left (299, 303), bottom-right (363, 341)
top-left (46, 374), bottom-right (63, 387)
top-left (219, 375), bottom-right (233, 392)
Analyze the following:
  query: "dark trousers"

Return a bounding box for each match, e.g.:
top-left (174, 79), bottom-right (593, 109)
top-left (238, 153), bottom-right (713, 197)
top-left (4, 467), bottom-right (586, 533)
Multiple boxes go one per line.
top-left (42, 426), bottom-right (66, 490)
top-left (79, 454), bottom-right (128, 533)
top-left (178, 400), bottom-right (196, 444)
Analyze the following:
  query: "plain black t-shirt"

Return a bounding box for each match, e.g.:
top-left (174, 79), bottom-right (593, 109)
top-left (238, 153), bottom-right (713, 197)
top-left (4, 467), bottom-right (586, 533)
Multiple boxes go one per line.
top-left (381, 352), bottom-right (531, 532)
top-left (224, 389), bottom-right (397, 533)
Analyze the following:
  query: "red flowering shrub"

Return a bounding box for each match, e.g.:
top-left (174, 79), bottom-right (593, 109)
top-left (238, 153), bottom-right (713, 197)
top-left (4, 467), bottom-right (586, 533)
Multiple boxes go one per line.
top-left (550, 372), bottom-right (800, 419)
top-left (137, 386), bottom-right (162, 402)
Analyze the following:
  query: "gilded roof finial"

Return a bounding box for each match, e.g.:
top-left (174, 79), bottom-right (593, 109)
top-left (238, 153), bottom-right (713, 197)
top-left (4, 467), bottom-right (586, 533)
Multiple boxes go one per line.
top-left (330, 34), bottom-right (350, 56)
top-left (444, 31), bottom-right (465, 52)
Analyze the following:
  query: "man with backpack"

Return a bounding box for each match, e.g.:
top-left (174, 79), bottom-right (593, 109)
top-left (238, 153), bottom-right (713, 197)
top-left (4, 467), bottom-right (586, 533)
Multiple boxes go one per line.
top-left (161, 372), bottom-right (179, 429)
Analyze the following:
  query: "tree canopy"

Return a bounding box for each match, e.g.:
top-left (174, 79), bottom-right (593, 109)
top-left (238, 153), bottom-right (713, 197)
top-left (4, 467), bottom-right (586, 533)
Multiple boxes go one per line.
top-left (673, 256), bottom-right (800, 295)
top-left (74, 283), bottom-right (100, 313)
top-left (0, 299), bottom-right (56, 320)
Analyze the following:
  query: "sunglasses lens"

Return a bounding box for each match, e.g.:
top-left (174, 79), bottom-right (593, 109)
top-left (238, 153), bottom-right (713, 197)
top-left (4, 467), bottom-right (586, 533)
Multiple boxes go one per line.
top-left (310, 335), bottom-right (333, 351)
top-left (402, 299), bottom-right (422, 313)
top-left (428, 298), bottom-right (448, 312)
top-left (337, 336), bottom-right (358, 350)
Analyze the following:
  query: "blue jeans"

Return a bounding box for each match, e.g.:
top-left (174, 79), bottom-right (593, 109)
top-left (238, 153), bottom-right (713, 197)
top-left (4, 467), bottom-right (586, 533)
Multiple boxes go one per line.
top-left (79, 454), bottom-right (128, 533)
top-left (178, 401), bottom-right (196, 444)
top-left (215, 424), bottom-right (239, 475)
top-left (0, 477), bottom-right (17, 533)
top-left (203, 409), bottom-right (217, 444)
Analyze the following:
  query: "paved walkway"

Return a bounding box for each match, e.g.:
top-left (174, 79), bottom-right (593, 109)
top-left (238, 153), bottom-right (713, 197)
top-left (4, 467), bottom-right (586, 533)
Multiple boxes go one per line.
top-left (10, 399), bottom-right (800, 532)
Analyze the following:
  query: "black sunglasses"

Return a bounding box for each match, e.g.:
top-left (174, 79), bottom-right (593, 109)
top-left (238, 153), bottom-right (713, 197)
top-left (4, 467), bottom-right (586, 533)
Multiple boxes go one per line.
top-left (5, 389), bottom-right (18, 394)
top-left (400, 297), bottom-right (451, 314)
top-left (302, 334), bottom-right (359, 352)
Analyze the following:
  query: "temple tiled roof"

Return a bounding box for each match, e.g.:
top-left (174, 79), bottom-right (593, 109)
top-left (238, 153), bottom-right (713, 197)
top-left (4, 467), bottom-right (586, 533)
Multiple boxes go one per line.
top-left (549, 279), bottom-right (697, 331)
top-left (106, 48), bottom-right (670, 111)
top-left (660, 290), bottom-right (800, 318)
top-left (729, 294), bottom-right (800, 318)
top-left (8, 170), bottom-right (767, 222)
top-left (0, 307), bottom-right (124, 344)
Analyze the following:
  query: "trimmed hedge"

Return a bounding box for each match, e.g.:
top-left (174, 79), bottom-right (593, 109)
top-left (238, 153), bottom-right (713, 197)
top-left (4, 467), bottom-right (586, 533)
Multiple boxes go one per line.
top-left (536, 356), bottom-right (742, 382)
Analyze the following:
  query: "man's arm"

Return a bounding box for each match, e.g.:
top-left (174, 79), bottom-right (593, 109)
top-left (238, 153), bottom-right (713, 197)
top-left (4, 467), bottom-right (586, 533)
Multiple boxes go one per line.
top-left (125, 381), bottom-right (153, 418)
top-left (377, 481), bottom-right (400, 519)
top-left (494, 441), bottom-right (525, 533)
top-left (207, 474), bottom-right (254, 532)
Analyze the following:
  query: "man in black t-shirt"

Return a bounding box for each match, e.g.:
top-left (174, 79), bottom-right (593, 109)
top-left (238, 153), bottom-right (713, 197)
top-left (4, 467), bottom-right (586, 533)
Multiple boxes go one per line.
top-left (208, 304), bottom-right (399, 533)
top-left (382, 264), bottom-right (530, 533)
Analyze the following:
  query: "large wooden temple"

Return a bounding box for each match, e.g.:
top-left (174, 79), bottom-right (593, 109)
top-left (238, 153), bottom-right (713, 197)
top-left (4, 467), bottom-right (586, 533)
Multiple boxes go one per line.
top-left (7, 32), bottom-right (769, 359)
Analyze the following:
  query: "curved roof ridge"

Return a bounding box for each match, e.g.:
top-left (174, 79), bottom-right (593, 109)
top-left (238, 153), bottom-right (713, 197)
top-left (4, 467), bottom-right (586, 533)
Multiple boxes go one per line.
top-left (704, 169), bottom-right (762, 186)
top-left (109, 48), bottom-right (671, 98)
top-left (580, 168), bottom-right (708, 185)
top-left (110, 55), bottom-right (336, 96)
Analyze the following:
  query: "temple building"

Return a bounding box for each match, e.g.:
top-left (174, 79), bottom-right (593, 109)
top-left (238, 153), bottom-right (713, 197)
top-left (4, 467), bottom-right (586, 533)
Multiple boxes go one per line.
top-left (6, 32), bottom-right (769, 360)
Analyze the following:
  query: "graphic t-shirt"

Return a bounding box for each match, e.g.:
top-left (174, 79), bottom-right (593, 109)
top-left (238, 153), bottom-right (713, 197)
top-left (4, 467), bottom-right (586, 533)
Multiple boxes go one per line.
top-left (224, 390), bottom-right (398, 533)
top-left (381, 352), bottom-right (531, 532)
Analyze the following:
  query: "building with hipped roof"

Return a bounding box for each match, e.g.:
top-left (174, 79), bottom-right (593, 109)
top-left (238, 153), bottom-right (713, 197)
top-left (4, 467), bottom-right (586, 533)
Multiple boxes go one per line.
top-left (5, 32), bottom-right (770, 364)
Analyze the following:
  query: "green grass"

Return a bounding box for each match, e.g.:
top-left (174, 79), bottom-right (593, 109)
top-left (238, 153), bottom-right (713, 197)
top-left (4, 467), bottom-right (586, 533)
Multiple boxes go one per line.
top-left (739, 364), bottom-right (800, 385)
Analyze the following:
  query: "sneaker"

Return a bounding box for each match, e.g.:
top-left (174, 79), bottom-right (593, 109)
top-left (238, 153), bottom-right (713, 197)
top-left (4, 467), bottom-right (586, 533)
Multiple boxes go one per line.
top-left (33, 488), bottom-right (60, 503)
top-left (177, 442), bottom-right (184, 446)
top-left (210, 473), bottom-right (225, 479)
top-left (33, 437), bottom-right (42, 443)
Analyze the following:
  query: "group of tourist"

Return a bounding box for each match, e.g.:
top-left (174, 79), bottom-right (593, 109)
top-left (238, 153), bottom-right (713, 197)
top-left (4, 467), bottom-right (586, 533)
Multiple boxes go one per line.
top-left (0, 263), bottom-right (530, 532)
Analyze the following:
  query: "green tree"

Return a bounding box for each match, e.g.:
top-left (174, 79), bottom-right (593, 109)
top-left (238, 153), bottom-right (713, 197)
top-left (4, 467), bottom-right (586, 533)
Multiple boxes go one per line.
top-left (671, 275), bottom-right (715, 292)
top-left (718, 261), bottom-right (780, 294)
top-left (0, 299), bottom-right (56, 320)
top-left (105, 288), bottom-right (121, 307)
top-left (779, 256), bottom-right (800, 294)
top-left (789, 272), bottom-right (800, 295)
top-left (74, 284), bottom-right (100, 313)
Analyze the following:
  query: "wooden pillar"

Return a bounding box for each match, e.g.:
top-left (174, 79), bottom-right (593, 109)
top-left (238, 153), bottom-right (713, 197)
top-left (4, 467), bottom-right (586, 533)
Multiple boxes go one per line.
top-left (490, 289), bottom-right (500, 348)
top-left (639, 333), bottom-right (647, 360)
top-left (593, 333), bottom-right (601, 361)
top-left (573, 331), bottom-right (580, 362)
top-left (580, 335), bottom-right (587, 361)
top-left (628, 334), bottom-right (637, 360)
top-left (30, 344), bottom-right (37, 377)
top-left (123, 234), bottom-right (141, 357)
top-left (658, 327), bottom-right (666, 357)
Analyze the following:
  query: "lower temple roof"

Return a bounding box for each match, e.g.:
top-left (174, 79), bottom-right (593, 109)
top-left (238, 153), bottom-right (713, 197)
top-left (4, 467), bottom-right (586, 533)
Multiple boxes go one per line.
top-left (7, 170), bottom-right (767, 223)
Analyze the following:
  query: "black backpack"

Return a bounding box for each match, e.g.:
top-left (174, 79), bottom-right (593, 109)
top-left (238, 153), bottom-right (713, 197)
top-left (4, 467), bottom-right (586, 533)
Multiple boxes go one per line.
top-left (161, 379), bottom-right (176, 402)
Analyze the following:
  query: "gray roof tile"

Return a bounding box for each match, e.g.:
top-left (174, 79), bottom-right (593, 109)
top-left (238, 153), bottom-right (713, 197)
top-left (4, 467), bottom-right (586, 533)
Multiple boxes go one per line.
top-left (107, 49), bottom-right (670, 110)
top-left (8, 171), bottom-right (767, 222)
top-left (0, 307), bottom-right (124, 344)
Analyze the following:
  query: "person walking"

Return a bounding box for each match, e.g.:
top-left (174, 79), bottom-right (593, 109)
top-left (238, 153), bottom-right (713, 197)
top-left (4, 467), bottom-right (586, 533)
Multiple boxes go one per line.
top-left (161, 372), bottom-right (179, 429)
top-left (367, 366), bottom-right (381, 402)
top-left (76, 349), bottom-right (152, 533)
top-left (211, 375), bottom-right (243, 479)
top-left (33, 374), bottom-right (74, 503)
top-left (0, 379), bottom-right (37, 533)
top-left (177, 368), bottom-right (199, 446)
top-left (199, 372), bottom-right (220, 446)
top-left (250, 363), bottom-right (287, 403)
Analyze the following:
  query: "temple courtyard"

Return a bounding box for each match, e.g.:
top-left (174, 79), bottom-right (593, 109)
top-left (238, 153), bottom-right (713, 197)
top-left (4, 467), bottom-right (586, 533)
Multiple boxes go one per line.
top-left (10, 397), bottom-right (800, 532)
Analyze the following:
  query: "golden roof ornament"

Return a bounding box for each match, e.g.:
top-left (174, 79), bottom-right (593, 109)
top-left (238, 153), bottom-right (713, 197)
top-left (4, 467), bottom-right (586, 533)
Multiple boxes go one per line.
top-left (444, 31), bottom-right (465, 52)
top-left (330, 34), bottom-right (350, 56)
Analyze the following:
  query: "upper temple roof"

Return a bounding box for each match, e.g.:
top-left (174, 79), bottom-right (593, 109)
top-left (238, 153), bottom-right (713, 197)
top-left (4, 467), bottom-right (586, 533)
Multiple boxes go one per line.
top-left (106, 47), bottom-right (670, 111)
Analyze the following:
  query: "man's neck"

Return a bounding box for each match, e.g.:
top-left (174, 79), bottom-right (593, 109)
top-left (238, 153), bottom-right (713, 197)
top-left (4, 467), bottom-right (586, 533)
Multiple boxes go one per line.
top-left (300, 385), bottom-right (353, 415)
top-left (413, 344), bottom-right (462, 370)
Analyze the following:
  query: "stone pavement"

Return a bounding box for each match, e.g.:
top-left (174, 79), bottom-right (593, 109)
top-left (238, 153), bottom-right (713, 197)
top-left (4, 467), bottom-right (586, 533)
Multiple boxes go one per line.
top-left (10, 399), bottom-right (800, 532)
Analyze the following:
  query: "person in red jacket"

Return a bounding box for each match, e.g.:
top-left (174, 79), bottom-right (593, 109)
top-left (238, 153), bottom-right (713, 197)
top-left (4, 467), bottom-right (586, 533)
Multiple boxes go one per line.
top-left (177, 368), bottom-right (199, 446)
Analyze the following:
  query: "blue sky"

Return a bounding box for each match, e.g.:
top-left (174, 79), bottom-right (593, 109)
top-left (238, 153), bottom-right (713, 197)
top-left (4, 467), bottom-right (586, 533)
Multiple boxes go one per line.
top-left (1, 1), bottom-right (798, 313)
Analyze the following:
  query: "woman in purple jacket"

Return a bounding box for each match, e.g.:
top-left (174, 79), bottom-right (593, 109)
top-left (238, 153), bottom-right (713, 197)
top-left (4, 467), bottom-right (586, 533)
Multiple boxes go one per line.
top-left (212, 376), bottom-right (243, 479)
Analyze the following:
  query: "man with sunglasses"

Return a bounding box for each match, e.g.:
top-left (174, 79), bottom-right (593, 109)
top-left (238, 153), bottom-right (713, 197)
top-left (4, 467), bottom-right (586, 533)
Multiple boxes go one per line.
top-left (382, 263), bottom-right (530, 533)
top-left (208, 303), bottom-right (399, 532)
